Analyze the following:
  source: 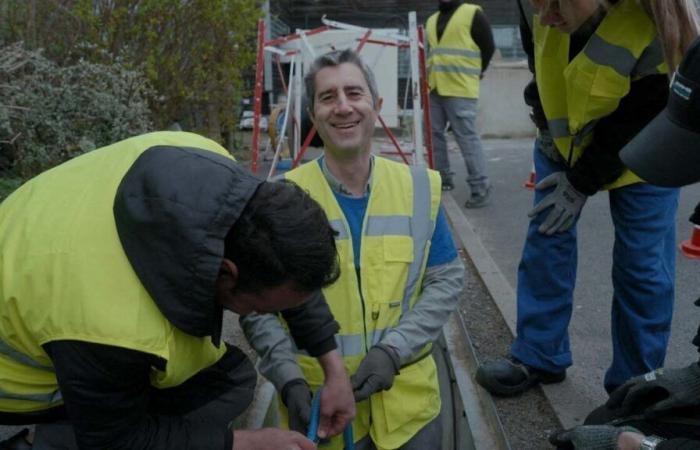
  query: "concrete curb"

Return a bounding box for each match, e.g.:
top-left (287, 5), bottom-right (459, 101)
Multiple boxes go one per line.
top-left (442, 192), bottom-right (593, 428)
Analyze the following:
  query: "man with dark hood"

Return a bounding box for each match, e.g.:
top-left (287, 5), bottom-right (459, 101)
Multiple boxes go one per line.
top-left (0, 131), bottom-right (355, 449)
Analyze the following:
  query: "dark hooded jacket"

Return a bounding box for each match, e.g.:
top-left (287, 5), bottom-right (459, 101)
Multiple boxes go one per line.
top-left (0, 134), bottom-right (338, 449)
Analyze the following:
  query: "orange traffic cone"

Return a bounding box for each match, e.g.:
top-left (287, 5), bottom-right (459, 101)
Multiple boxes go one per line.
top-left (680, 225), bottom-right (700, 259)
top-left (523, 165), bottom-right (536, 190)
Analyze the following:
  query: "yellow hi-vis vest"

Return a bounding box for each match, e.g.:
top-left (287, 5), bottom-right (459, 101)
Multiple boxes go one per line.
top-left (285, 157), bottom-right (442, 450)
top-left (0, 131), bottom-right (228, 413)
top-left (427, 3), bottom-right (482, 98)
top-left (534, 0), bottom-right (667, 190)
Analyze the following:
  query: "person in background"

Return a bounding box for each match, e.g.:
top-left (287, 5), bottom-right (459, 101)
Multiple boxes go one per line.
top-left (426, 0), bottom-right (495, 207)
top-left (242, 49), bottom-right (464, 450)
top-left (550, 33), bottom-right (700, 450)
top-left (0, 131), bottom-right (355, 450)
top-left (476, 0), bottom-right (699, 397)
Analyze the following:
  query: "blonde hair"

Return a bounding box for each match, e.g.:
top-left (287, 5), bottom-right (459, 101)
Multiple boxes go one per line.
top-left (640, 0), bottom-right (700, 70)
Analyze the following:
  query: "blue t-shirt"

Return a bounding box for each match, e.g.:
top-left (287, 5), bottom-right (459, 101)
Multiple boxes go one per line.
top-left (333, 192), bottom-right (458, 268)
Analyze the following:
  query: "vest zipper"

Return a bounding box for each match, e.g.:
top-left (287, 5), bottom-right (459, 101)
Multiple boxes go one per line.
top-left (355, 267), bottom-right (370, 354)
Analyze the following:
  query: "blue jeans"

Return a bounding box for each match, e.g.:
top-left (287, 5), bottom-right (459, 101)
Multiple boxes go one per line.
top-left (511, 140), bottom-right (678, 392)
top-left (429, 92), bottom-right (489, 194)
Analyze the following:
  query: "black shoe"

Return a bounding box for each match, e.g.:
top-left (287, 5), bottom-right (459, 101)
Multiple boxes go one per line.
top-left (475, 358), bottom-right (566, 397)
top-left (0, 429), bottom-right (32, 450)
top-left (464, 186), bottom-right (491, 208)
top-left (441, 179), bottom-right (454, 191)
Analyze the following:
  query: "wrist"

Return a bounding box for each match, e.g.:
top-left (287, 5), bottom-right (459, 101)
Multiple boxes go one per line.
top-left (318, 349), bottom-right (346, 378)
top-left (617, 431), bottom-right (645, 450)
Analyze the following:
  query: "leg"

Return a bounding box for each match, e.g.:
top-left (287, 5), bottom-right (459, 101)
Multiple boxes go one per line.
top-left (511, 141), bottom-right (577, 373)
top-left (442, 97), bottom-right (489, 194)
top-left (429, 92), bottom-right (452, 189)
top-left (399, 414), bottom-right (442, 450)
top-left (605, 183), bottom-right (678, 392)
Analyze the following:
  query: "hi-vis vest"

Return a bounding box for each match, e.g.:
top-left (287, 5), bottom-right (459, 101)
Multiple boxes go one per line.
top-left (427, 3), bottom-right (482, 98)
top-left (0, 132), bottom-right (228, 413)
top-left (285, 157), bottom-right (442, 450)
top-left (534, 0), bottom-right (667, 190)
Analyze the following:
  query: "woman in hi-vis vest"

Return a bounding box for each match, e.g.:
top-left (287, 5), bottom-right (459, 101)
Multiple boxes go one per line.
top-left (476, 0), bottom-right (699, 397)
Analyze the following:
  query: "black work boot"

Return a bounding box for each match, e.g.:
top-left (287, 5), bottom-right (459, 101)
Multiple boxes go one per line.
top-left (0, 429), bottom-right (32, 450)
top-left (475, 357), bottom-right (566, 397)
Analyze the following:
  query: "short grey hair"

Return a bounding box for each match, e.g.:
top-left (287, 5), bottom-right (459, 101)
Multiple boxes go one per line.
top-left (304, 49), bottom-right (380, 112)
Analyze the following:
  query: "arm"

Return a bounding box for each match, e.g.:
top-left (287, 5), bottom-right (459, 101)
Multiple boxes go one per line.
top-left (44, 340), bottom-right (232, 450)
top-left (471, 10), bottom-right (495, 74)
top-left (567, 74), bottom-right (669, 195)
top-left (380, 207), bottom-right (465, 365)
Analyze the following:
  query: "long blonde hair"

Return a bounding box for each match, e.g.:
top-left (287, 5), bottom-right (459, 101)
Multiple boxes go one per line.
top-left (640, 0), bottom-right (700, 70)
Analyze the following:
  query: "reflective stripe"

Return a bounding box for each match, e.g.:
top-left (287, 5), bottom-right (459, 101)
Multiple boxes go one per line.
top-left (0, 339), bottom-right (53, 371)
top-left (292, 333), bottom-right (363, 357)
top-left (329, 219), bottom-right (349, 240)
top-left (547, 119), bottom-right (570, 139)
top-left (633, 38), bottom-right (664, 77)
top-left (547, 118), bottom-right (595, 145)
top-left (365, 215), bottom-right (411, 237)
top-left (429, 48), bottom-right (480, 59)
top-left (429, 65), bottom-right (481, 76)
top-left (0, 388), bottom-right (62, 404)
top-left (584, 34), bottom-right (636, 76)
top-left (402, 167), bottom-right (433, 314)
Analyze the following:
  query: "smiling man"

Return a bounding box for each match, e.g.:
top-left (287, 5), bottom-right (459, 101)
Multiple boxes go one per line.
top-left (241, 49), bottom-right (465, 450)
top-left (0, 131), bottom-right (353, 450)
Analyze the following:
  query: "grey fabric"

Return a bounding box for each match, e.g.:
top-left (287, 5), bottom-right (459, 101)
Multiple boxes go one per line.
top-left (430, 93), bottom-right (489, 194)
top-left (354, 413), bottom-right (443, 449)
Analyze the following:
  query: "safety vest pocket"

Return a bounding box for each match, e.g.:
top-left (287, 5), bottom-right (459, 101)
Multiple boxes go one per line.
top-left (380, 236), bottom-right (413, 303)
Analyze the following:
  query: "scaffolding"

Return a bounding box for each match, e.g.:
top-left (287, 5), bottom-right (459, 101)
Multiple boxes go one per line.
top-left (250, 13), bottom-right (434, 178)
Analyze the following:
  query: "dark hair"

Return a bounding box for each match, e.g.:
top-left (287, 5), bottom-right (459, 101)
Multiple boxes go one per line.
top-left (224, 180), bottom-right (340, 293)
top-left (304, 48), bottom-right (380, 112)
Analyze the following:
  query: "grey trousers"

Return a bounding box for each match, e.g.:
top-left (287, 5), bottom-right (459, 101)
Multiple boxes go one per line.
top-left (429, 92), bottom-right (489, 194)
top-left (354, 413), bottom-right (442, 450)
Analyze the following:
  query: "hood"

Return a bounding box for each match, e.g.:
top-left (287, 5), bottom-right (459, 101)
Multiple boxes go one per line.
top-left (113, 145), bottom-right (262, 346)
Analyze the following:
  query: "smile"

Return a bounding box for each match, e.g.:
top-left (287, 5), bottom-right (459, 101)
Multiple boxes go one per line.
top-left (332, 121), bottom-right (360, 129)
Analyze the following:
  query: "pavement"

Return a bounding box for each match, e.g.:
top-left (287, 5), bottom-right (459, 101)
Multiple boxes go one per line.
top-left (442, 137), bottom-right (700, 427)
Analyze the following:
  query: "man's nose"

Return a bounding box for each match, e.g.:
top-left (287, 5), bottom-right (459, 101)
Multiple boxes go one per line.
top-left (334, 93), bottom-right (353, 114)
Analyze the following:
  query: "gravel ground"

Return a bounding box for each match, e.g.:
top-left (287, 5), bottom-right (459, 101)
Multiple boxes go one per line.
top-left (458, 248), bottom-right (563, 450)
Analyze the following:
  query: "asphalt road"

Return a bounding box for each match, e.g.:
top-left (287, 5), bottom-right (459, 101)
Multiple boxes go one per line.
top-left (445, 137), bottom-right (700, 422)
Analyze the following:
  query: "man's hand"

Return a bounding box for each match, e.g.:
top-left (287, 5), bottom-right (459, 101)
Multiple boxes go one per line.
top-left (549, 425), bottom-right (642, 450)
top-left (281, 379), bottom-right (313, 435)
top-left (528, 172), bottom-right (586, 235)
top-left (606, 363), bottom-right (700, 417)
top-left (316, 349), bottom-right (355, 439)
top-left (351, 344), bottom-right (400, 402)
top-left (232, 428), bottom-right (316, 450)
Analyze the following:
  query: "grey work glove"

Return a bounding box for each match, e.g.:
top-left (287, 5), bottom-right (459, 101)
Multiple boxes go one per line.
top-left (529, 171), bottom-right (586, 235)
top-left (606, 363), bottom-right (700, 417)
top-left (549, 425), bottom-right (640, 450)
top-left (351, 344), bottom-right (400, 402)
top-left (281, 379), bottom-right (313, 434)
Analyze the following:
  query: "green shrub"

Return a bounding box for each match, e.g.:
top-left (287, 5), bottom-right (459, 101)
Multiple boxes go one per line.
top-left (1, 43), bottom-right (154, 179)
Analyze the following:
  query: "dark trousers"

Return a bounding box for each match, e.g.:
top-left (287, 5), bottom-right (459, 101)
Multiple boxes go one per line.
top-left (3, 344), bottom-right (256, 449)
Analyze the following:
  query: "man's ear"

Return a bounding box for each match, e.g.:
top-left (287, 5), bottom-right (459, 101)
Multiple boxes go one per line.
top-left (375, 96), bottom-right (384, 113)
top-left (220, 258), bottom-right (239, 289)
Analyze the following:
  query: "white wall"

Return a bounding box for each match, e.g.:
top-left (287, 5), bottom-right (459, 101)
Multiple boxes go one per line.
top-left (477, 59), bottom-right (536, 138)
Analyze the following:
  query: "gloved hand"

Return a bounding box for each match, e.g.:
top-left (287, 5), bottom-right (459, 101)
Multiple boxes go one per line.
top-left (281, 379), bottom-right (313, 434)
top-left (549, 425), bottom-right (640, 450)
top-left (606, 363), bottom-right (700, 417)
top-left (528, 171), bottom-right (586, 235)
top-left (351, 344), bottom-right (400, 402)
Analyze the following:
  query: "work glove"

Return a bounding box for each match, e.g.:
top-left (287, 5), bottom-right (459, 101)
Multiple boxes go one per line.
top-left (549, 425), bottom-right (640, 450)
top-left (606, 363), bottom-right (700, 417)
top-left (281, 379), bottom-right (313, 434)
top-left (529, 171), bottom-right (586, 235)
top-left (351, 344), bottom-right (400, 402)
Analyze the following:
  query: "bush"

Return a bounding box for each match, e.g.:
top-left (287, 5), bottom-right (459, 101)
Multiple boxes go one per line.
top-left (0, 42), bottom-right (154, 179)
